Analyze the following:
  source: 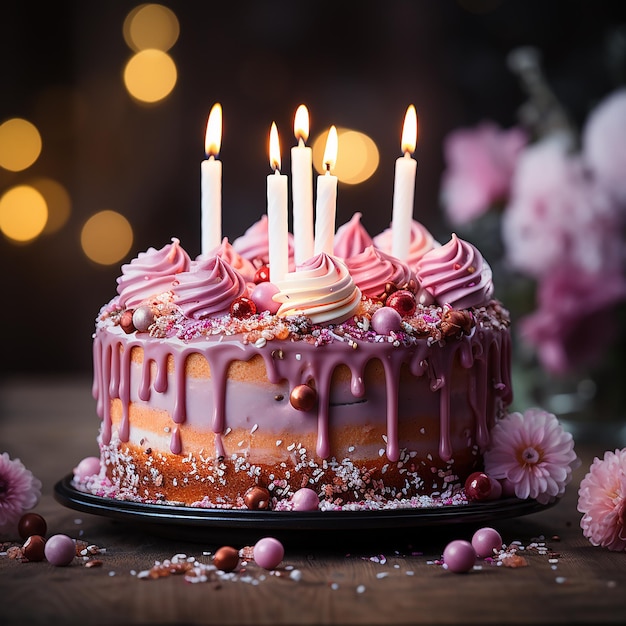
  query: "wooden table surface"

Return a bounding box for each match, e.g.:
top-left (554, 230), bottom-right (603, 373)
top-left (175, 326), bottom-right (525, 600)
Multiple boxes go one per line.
top-left (1, 375), bottom-right (625, 626)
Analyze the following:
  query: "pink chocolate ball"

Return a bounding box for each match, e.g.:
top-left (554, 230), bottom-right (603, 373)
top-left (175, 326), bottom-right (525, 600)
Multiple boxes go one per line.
top-left (291, 488), bottom-right (319, 511)
top-left (250, 281), bottom-right (280, 314)
top-left (253, 537), bottom-right (284, 570)
top-left (443, 539), bottom-right (476, 573)
top-left (472, 527), bottom-right (503, 558)
top-left (371, 306), bottom-right (402, 335)
top-left (73, 456), bottom-right (101, 481)
top-left (44, 534), bottom-right (76, 566)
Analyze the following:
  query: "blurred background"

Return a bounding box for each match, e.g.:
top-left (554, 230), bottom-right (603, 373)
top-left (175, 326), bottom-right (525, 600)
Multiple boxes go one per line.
top-left (2, 0), bottom-right (626, 422)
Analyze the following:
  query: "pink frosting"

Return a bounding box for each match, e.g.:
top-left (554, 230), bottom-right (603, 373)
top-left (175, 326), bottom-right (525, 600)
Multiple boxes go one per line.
top-left (197, 237), bottom-right (257, 283)
top-left (117, 238), bottom-right (191, 308)
top-left (173, 256), bottom-right (248, 319)
top-left (415, 234), bottom-right (494, 309)
top-left (333, 212), bottom-right (374, 258)
top-left (343, 245), bottom-right (414, 299)
top-left (373, 220), bottom-right (439, 270)
top-left (232, 215), bottom-right (295, 269)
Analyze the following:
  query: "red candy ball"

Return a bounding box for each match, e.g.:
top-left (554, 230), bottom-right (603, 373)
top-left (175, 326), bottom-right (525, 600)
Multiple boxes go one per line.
top-left (18, 513), bottom-right (47, 540)
top-left (464, 472), bottom-right (493, 501)
top-left (23, 535), bottom-right (46, 561)
top-left (385, 289), bottom-right (417, 317)
top-left (443, 539), bottom-right (476, 573)
top-left (254, 265), bottom-right (270, 283)
top-left (230, 296), bottom-right (257, 319)
top-left (213, 546), bottom-right (240, 572)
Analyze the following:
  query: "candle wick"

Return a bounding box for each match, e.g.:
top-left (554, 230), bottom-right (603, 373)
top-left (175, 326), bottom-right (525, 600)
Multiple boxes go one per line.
top-left (298, 137), bottom-right (305, 148)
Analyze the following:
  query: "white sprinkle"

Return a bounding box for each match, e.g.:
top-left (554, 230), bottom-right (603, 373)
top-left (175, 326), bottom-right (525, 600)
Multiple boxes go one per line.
top-left (331, 582), bottom-right (339, 590)
top-left (295, 353), bottom-right (302, 360)
top-left (376, 572), bottom-right (388, 579)
top-left (548, 558), bottom-right (559, 564)
top-left (555, 576), bottom-right (567, 584)
top-left (378, 449), bottom-right (385, 457)
top-left (108, 571), bottom-right (116, 577)
top-left (289, 570), bottom-right (302, 581)
top-left (356, 585), bottom-right (366, 593)
top-left (254, 337), bottom-right (267, 348)
top-left (74, 518), bottom-right (83, 525)
top-left (406, 571), bottom-right (414, 576)
top-left (276, 440), bottom-right (282, 446)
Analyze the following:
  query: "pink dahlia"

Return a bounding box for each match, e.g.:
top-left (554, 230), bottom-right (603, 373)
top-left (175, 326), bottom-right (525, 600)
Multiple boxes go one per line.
top-left (578, 448), bottom-right (626, 552)
top-left (483, 408), bottom-right (578, 505)
top-left (0, 452), bottom-right (42, 535)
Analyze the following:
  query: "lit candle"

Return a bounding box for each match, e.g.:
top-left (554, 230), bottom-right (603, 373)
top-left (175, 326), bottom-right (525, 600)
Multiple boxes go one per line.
top-left (201, 103), bottom-right (222, 255)
top-left (267, 122), bottom-right (289, 283)
top-left (291, 104), bottom-right (314, 266)
top-left (391, 104), bottom-right (418, 261)
top-left (314, 125), bottom-right (338, 256)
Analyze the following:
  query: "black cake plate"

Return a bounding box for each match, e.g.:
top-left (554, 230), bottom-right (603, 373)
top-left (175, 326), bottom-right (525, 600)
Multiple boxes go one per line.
top-left (54, 474), bottom-right (556, 547)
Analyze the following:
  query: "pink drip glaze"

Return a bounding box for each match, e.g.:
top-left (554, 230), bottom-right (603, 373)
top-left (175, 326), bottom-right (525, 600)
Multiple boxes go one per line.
top-left (93, 323), bottom-right (512, 462)
top-left (170, 425), bottom-right (182, 454)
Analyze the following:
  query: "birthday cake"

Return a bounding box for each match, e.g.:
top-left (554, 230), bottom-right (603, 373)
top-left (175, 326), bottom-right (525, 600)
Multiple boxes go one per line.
top-left (77, 209), bottom-right (512, 511)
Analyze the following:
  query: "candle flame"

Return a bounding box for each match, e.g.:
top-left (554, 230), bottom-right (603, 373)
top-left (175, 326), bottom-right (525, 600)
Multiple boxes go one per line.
top-left (323, 125), bottom-right (338, 172)
top-left (269, 122), bottom-right (281, 172)
top-left (401, 104), bottom-right (418, 155)
top-left (294, 104), bottom-right (309, 143)
top-left (205, 103), bottom-right (222, 158)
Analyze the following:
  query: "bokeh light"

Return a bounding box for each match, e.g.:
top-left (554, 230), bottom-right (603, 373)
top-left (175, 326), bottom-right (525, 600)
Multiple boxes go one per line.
top-left (81, 210), bottom-right (133, 265)
top-left (30, 177), bottom-right (72, 234)
top-left (312, 127), bottom-right (379, 185)
top-left (0, 185), bottom-right (48, 242)
top-left (123, 3), bottom-right (180, 52)
top-left (123, 49), bottom-right (177, 103)
top-left (0, 118), bottom-right (42, 172)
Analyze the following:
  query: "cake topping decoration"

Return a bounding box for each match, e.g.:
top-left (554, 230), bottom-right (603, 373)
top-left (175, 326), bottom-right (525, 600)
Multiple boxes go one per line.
top-left (232, 214), bottom-right (295, 270)
top-left (199, 236), bottom-right (257, 283)
top-left (333, 211), bottom-right (375, 258)
top-left (373, 219), bottom-right (439, 271)
top-left (415, 233), bottom-right (494, 309)
top-left (116, 237), bottom-right (191, 308)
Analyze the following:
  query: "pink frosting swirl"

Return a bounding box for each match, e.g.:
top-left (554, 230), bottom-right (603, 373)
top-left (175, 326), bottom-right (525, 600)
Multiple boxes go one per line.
top-left (373, 220), bottom-right (439, 270)
top-left (173, 256), bottom-right (248, 319)
top-left (273, 253), bottom-right (361, 324)
top-left (116, 238), bottom-right (191, 308)
top-left (415, 234), bottom-right (494, 309)
top-left (343, 245), bottom-right (414, 299)
top-left (197, 237), bottom-right (256, 283)
top-left (232, 215), bottom-right (295, 270)
top-left (333, 212), bottom-right (374, 258)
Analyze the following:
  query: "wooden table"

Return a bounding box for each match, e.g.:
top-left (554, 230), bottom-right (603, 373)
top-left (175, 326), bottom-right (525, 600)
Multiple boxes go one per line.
top-left (2, 375), bottom-right (626, 625)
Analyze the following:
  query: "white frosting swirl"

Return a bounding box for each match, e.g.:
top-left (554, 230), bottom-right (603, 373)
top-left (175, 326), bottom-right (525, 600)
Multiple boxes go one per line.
top-left (273, 253), bottom-right (361, 324)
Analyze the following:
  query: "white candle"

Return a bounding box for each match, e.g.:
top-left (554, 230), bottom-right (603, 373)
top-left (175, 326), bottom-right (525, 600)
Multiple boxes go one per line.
top-left (201, 103), bottom-right (222, 255)
top-left (291, 104), bottom-right (314, 266)
top-left (267, 122), bottom-right (289, 283)
top-left (314, 125), bottom-right (338, 256)
top-left (391, 104), bottom-right (418, 261)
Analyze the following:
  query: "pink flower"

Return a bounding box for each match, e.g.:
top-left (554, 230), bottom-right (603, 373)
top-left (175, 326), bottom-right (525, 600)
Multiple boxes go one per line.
top-left (484, 408), bottom-right (578, 505)
top-left (440, 122), bottom-right (527, 226)
top-left (583, 88), bottom-right (626, 203)
top-left (578, 448), bottom-right (626, 552)
top-left (519, 266), bottom-right (626, 375)
top-left (0, 452), bottom-right (42, 535)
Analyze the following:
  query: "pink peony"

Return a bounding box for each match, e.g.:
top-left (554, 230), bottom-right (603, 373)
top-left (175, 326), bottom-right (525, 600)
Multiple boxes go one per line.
top-left (578, 448), bottom-right (626, 552)
top-left (0, 452), bottom-right (42, 535)
top-left (582, 88), bottom-right (626, 203)
top-left (519, 266), bottom-right (626, 375)
top-left (440, 122), bottom-right (527, 226)
top-left (484, 408), bottom-right (578, 504)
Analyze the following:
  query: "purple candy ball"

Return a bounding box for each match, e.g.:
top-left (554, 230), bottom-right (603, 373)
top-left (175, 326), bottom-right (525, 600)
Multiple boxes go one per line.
top-left (250, 281), bottom-right (280, 314)
top-left (472, 527), bottom-right (503, 558)
top-left (291, 488), bottom-right (319, 511)
top-left (44, 534), bottom-right (76, 566)
top-left (371, 306), bottom-right (402, 335)
top-left (443, 539), bottom-right (476, 573)
top-left (73, 456), bottom-right (101, 481)
top-left (253, 537), bottom-right (284, 570)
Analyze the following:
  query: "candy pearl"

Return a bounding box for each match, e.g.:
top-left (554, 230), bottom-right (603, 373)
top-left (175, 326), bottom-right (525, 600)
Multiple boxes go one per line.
top-left (73, 456), bottom-right (101, 481)
top-left (443, 539), bottom-right (476, 573)
top-left (213, 546), bottom-right (240, 572)
top-left (18, 512), bottom-right (47, 540)
top-left (289, 384), bottom-right (317, 412)
top-left (472, 527), bottom-right (503, 558)
top-left (291, 488), bottom-right (319, 511)
top-left (132, 306), bottom-right (155, 332)
top-left (119, 310), bottom-right (136, 334)
top-left (44, 534), bottom-right (76, 566)
top-left (230, 296), bottom-right (257, 319)
top-left (254, 265), bottom-right (270, 283)
top-left (250, 281), bottom-right (280, 314)
top-left (386, 289), bottom-right (417, 317)
top-left (253, 537), bottom-right (284, 570)
top-left (23, 535), bottom-right (46, 561)
top-left (464, 472), bottom-right (493, 501)
top-left (371, 307), bottom-right (402, 335)
top-left (244, 486), bottom-right (271, 510)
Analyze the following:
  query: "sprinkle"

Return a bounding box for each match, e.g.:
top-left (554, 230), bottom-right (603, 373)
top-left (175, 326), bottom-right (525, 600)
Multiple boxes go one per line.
top-left (356, 585), bottom-right (366, 594)
top-left (555, 577), bottom-right (567, 584)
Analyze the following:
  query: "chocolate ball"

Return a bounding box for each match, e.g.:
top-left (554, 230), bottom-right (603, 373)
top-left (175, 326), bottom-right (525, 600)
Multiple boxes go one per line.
top-left (132, 306), bottom-right (155, 332)
top-left (213, 546), bottom-right (240, 572)
top-left (22, 535), bottom-right (46, 561)
top-left (119, 310), bottom-right (136, 334)
top-left (289, 384), bottom-right (317, 412)
top-left (244, 486), bottom-right (271, 510)
top-left (18, 513), bottom-right (47, 540)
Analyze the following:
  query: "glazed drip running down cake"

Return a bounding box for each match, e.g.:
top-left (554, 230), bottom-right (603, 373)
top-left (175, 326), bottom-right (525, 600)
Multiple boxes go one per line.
top-left (79, 214), bottom-right (512, 511)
